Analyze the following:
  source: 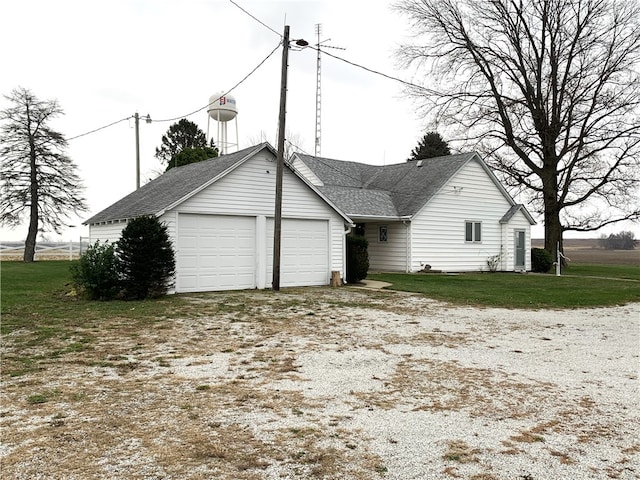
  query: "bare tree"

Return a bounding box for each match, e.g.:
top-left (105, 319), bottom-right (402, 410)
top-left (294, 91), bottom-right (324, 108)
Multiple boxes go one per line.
top-left (0, 87), bottom-right (87, 262)
top-left (246, 129), bottom-right (308, 160)
top-left (395, 0), bottom-right (640, 259)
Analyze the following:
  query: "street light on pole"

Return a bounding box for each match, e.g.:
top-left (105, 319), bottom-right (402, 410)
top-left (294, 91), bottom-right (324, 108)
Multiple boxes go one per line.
top-left (134, 112), bottom-right (152, 190)
top-left (272, 26), bottom-right (308, 291)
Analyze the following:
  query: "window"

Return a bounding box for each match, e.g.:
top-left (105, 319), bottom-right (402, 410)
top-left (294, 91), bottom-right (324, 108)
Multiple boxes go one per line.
top-left (465, 221), bottom-right (482, 242)
top-left (379, 225), bottom-right (388, 242)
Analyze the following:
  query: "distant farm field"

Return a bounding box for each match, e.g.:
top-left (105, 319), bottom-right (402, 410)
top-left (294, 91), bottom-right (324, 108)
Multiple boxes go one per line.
top-left (532, 238), bottom-right (639, 266)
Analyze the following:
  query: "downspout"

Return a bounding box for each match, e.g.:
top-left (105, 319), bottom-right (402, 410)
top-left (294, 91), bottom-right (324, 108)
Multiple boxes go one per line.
top-left (343, 224), bottom-right (353, 283)
top-left (402, 219), bottom-right (410, 273)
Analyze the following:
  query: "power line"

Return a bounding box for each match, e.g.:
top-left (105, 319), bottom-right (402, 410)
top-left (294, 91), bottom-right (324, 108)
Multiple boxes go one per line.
top-left (67, 41), bottom-right (281, 141)
top-left (152, 41), bottom-right (281, 123)
top-left (67, 117), bottom-right (130, 141)
top-left (285, 138), bottom-right (311, 156)
top-left (312, 45), bottom-right (442, 97)
top-left (229, 0), bottom-right (282, 38)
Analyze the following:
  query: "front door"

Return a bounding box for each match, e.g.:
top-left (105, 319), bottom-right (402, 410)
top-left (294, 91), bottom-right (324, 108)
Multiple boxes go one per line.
top-left (515, 230), bottom-right (526, 270)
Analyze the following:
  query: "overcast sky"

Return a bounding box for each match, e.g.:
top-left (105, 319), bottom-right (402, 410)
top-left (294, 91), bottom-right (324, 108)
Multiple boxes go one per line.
top-left (0, 0), bottom-right (635, 242)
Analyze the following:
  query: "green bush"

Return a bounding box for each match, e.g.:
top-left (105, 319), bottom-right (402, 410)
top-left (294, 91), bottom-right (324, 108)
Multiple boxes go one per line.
top-left (346, 235), bottom-right (369, 283)
top-left (117, 216), bottom-right (176, 299)
top-left (70, 241), bottom-right (121, 300)
top-left (531, 247), bottom-right (553, 273)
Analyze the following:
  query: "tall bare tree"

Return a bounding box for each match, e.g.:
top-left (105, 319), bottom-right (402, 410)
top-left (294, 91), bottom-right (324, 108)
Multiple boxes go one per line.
top-left (395, 0), bottom-right (640, 259)
top-left (0, 87), bottom-right (87, 262)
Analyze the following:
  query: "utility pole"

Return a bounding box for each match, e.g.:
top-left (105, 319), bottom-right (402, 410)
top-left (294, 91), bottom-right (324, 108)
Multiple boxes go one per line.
top-left (133, 112), bottom-right (151, 190)
top-left (272, 25), bottom-right (290, 291)
top-left (134, 112), bottom-right (140, 190)
top-left (314, 24), bottom-right (322, 156)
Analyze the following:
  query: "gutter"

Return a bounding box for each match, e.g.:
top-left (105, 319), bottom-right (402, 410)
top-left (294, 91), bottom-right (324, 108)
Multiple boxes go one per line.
top-left (348, 215), bottom-right (412, 222)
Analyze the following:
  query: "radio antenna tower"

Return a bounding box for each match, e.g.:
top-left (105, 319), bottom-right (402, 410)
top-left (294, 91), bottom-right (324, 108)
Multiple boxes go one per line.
top-left (314, 23), bottom-right (345, 157)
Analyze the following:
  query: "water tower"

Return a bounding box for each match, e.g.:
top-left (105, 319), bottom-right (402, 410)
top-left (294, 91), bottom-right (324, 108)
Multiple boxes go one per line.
top-left (207, 92), bottom-right (238, 155)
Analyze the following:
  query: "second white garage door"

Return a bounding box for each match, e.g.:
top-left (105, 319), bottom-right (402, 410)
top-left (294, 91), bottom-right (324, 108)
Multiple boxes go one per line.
top-left (267, 218), bottom-right (329, 287)
top-left (177, 214), bottom-right (256, 292)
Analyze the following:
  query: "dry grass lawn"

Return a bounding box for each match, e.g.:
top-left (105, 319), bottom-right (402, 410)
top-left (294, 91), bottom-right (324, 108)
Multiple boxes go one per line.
top-left (1, 287), bottom-right (638, 479)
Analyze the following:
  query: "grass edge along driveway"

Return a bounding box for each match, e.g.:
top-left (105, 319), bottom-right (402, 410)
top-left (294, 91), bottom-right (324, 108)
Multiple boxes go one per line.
top-left (369, 264), bottom-right (640, 309)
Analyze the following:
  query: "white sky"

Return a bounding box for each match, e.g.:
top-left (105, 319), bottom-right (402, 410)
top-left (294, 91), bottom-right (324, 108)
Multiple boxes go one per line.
top-left (0, 0), bottom-right (635, 242)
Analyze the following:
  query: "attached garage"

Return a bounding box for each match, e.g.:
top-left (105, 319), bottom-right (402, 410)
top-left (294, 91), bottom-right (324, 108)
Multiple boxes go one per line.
top-left (85, 143), bottom-right (353, 293)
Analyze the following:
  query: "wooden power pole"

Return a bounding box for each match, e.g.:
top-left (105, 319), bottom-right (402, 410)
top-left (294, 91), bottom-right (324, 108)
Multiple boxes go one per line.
top-left (272, 25), bottom-right (290, 291)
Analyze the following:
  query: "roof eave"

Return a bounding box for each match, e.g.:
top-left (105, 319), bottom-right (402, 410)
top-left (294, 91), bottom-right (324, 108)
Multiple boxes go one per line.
top-left (348, 215), bottom-right (412, 222)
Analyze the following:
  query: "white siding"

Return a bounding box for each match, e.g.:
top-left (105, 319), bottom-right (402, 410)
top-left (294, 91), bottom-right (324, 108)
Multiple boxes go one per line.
top-left (410, 160), bottom-right (520, 272)
top-left (290, 156), bottom-right (324, 186)
top-left (172, 153), bottom-right (345, 276)
top-left (88, 221), bottom-right (128, 244)
top-left (90, 216), bottom-right (177, 248)
top-left (363, 222), bottom-right (410, 272)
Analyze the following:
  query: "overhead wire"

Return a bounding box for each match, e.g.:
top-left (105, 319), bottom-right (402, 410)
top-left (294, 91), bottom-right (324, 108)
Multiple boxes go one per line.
top-left (67, 40), bottom-right (281, 140)
top-left (228, 0), bottom-right (282, 38)
top-left (67, 117), bottom-right (131, 141)
top-left (65, 0), bottom-right (444, 206)
top-left (311, 45), bottom-right (442, 97)
top-left (152, 41), bottom-right (281, 123)
top-left (67, 2), bottom-right (438, 157)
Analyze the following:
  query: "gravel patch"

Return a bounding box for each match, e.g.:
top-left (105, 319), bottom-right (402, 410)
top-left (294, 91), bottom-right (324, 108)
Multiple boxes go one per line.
top-left (1, 289), bottom-right (638, 479)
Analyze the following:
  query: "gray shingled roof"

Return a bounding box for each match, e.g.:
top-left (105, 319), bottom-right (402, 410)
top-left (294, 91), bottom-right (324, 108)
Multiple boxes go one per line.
top-left (499, 203), bottom-right (537, 225)
top-left (295, 153), bottom-right (477, 218)
top-left (318, 186), bottom-right (398, 217)
top-left (85, 143), bottom-right (271, 224)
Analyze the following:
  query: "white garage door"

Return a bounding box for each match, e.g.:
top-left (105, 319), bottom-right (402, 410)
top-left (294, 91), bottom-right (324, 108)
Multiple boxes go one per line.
top-left (267, 218), bottom-right (329, 287)
top-left (177, 214), bottom-right (256, 292)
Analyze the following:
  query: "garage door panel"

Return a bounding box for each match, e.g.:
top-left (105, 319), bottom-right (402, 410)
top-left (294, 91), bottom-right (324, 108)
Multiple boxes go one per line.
top-left (179, 255), bottom-right (199, 268)
top-left (179, 235), bottom-right (198, 249)
top-left (177, 214), bottom-right (256, 292)
top-left (266, 218), bottom-right (329, 287)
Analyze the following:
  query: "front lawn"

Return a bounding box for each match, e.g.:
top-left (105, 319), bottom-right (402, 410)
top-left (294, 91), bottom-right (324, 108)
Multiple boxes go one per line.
top-left (368, 266), bottom-right (640, 309)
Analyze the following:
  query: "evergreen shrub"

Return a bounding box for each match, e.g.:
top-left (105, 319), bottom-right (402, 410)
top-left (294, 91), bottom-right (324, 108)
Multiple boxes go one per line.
top-left (346, 235), bottom-right (369, 283)
top-left (531, 247), bottom-right (553, 273)
top-left (117, 216), bottom-right (176, 299)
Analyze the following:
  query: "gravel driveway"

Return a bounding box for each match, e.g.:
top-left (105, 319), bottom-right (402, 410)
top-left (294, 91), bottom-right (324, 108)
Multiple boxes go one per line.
top-left (1, 287), bottom-right (638, 479)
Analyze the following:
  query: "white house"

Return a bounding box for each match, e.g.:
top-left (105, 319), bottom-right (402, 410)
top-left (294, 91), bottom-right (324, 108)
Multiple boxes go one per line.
top-left (85, 143), bottom-right (352, 293)
top-left (85, 143), bottom-right (536, 293)
top-left (291, 151), bottom-right (536, 273)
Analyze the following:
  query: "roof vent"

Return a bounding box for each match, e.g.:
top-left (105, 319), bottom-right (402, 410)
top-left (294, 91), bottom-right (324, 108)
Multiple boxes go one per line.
top-left (416, 160), bottom-right (423, 167)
